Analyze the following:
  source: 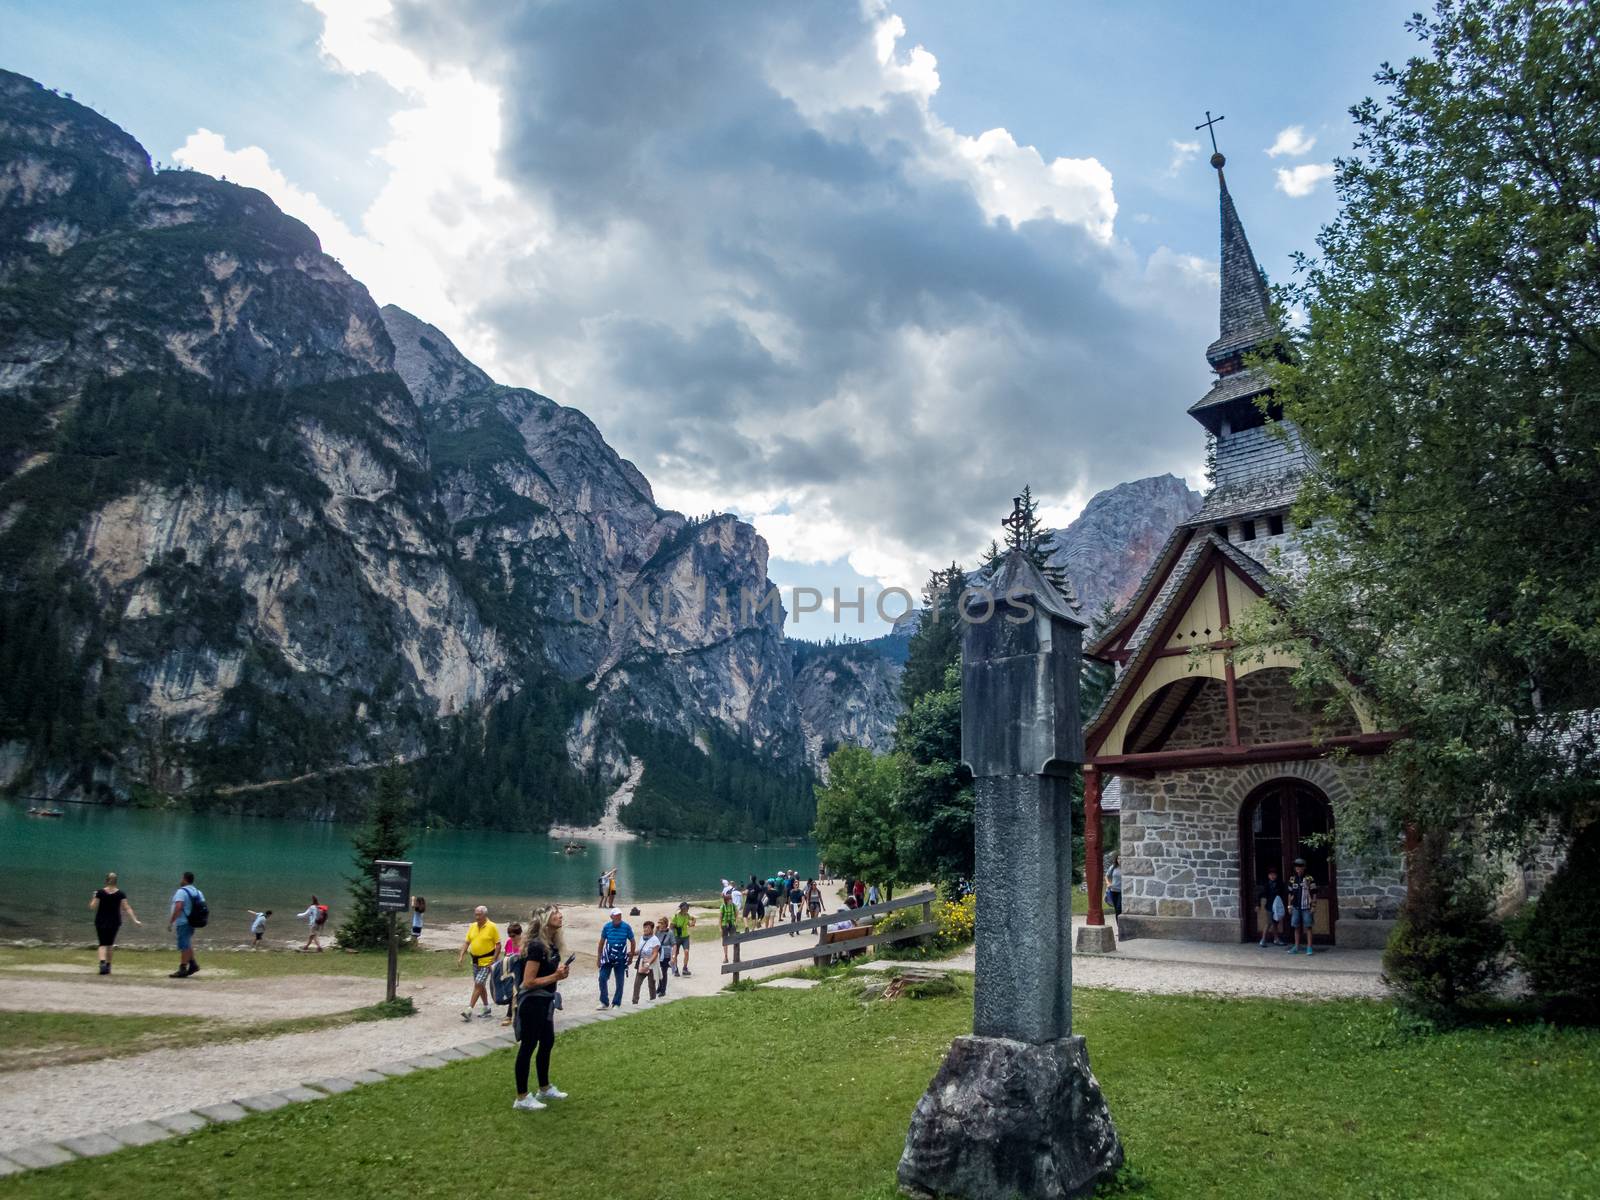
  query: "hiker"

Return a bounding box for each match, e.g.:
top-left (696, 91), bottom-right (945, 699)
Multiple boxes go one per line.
top-left (90, 872), bottom-right (140, 974)
top-left (596, 908), bottom-right (634, 1009)
top-left (294, 896), bottom-right (328, 952)
top-left (167, 871), bottom-right (206, 978)
top-left (607, 872), bottom-right (618, 908)
top-left (867, 881), bottom-right (881, 907)
top-left (512, 905), bottom-right (570, 1111)
top-left (1288, 858), bottom-right (1317, 955)
top-left (247, 908), bottom-right (272, 949)
top-left (1256, 865), bottom-right (1287, 947)
top-left (670, 901), bottom-right (695, 976)
top-left (655, 914), bottom-right (674, 996)
top-left (788, 877), bottom-right (805, 935)
top-left (498, 922), bottom-right (524, 1025)
top-left (719, 890), bottom-right (738, 964)
top-left (457, 905), bottom-right (502, 1019)
top-left (806, 878), bottom-right (822, 919)
top-left (632, 920), bottom-right (660, 1003)
top-left (411, 895), bottom-right (426, 943)
top-left (1106, 854), bottom-right (1124, 940)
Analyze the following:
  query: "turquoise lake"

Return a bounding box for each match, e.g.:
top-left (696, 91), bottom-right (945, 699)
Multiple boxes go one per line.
top-left (0, 802), bottom-right (817, 947)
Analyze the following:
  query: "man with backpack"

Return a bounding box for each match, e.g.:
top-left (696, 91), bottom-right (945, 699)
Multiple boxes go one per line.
top-left (167, 871), bottom-right (208, 978)
top-left (295, 896), bottom-right (329, 952)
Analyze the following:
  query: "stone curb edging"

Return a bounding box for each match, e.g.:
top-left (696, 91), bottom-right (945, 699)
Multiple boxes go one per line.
top-left (0, 1034), bottom-right (518, 1179)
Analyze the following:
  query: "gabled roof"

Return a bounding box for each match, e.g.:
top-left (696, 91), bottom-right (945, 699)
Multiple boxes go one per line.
top-left (1085, 533), bottom-right (1277, 745)
top-left (1086, 526), bottom-right (1192, 657)
top-left (1184, 475), bottom-right (1303, 527)
top-left (983, 548), bottom-right (1084, 625)
top-left (1187, 363), bottom-right (1273, 419)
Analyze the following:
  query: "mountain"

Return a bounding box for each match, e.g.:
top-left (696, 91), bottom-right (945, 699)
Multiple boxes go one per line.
top-left (0, 70), bottom-right (804, 833)
top-left (1045, 475), bottom-right (1202, 620)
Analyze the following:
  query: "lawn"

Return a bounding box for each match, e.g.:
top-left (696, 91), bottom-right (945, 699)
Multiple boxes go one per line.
top-left (0, 1001), bottom-right (414, 1073)
top-left (3, 976), bottom-right (1596, 1198)
top-left (0, 944), bottom-right (463, 981)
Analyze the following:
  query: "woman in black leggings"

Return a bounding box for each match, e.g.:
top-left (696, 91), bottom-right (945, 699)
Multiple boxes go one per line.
top-left (512, 905), bottom-right (570, 1112)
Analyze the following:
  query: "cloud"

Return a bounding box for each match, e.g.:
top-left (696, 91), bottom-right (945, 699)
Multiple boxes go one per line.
top-left (238, 0), bottom-right (1219, 592)
top-left (1274, 162), bottom-right (1335, 198)
top-left (1166, 139), bottom-right (1200, 175)
top-left (1266, 125), bottom-right (1316, 158)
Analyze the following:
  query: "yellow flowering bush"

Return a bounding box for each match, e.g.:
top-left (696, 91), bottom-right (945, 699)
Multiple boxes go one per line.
top-left (934, 893), bottom-right (976, 949)
top-left (875, 891), bottom-right (976, 959)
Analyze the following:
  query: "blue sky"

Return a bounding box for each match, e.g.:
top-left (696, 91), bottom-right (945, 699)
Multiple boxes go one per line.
top-left (3, 0), bottom-right (1420, 638)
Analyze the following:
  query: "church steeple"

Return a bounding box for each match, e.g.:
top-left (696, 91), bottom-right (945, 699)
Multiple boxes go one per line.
top-left (1208, 156), bottom-right (1276, 367)
top-left (1187, 148), bottom-right (1282, 438)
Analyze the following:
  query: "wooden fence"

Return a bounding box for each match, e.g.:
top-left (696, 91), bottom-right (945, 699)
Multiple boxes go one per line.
top-left (721, 890), bottom-right (937, 983)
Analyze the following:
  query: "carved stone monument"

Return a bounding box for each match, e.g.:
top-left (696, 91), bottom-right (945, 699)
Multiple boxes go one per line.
top-left (898, 550), bottom-right (1123, 1200)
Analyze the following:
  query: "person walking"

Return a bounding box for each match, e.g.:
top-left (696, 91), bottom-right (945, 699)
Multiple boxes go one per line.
top-left (1256, 865), bottom-right (1287, 947)
top-left (1288, 858), bottom-right (1317, 955)
top-left (806, 878), bottom-right (822, 919)
top-left (411, 895), bottom-right (426, 943)
top-left (1106, 854), bottom-right (1124, 941)
top-left (670, 902), bottom-right (695, 976)
top-left (788, 877), bottom-right (805, 936)
top-left (457, 906), bottom-right (502, 1019)
top-left (498, 922), bottom-right (524, 1025)
top-left (512, 905), bottom-right (571, 1111)
top-left (654, 914), bottom-right (674, 996)
top-left (596, 908), bottom-right (635, 1009)
top-left (294, 896), bottom-right (327, 952)
top-left (632, 920), bottom-right (660, 1004)
top-left (606, 872), bottom-right (618, 909)
top-left (852, 878), bottom-right (866, 909)
top-left (597, 874), bottom-right (608, 908)
top-left (90, 873), bottom-right (140, 974)
top-left (247, 908), bottom-right (272, 949)
top-left (167, 871), bottom-right (205, 978)
top-left (867, 881), bottom-right (880, 907)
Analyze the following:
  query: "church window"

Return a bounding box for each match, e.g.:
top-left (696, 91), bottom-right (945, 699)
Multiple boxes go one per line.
top-left (1212, 524), bottom-right (1229, 541)
top-left (1267, 514), bottom-right (1285, 537)
top-left (1240, 519), bottom-right (1256, 541)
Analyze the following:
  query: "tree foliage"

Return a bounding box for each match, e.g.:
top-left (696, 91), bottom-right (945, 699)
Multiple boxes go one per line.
top-left (893, 664), bottom-right (976, 887)
top-left (812, 745), bottom-right (903, 884)
top-left (1253, 0), bottom-right (1600, 853)
top-left (899, 562), bottom-right (965, 708)
top-left (1513, 820), bottom-right (1600, 1021)
top-left (337, 766), bottom-right (414, 951)
top-left (1381, 830), bottom-right (1507, 1020)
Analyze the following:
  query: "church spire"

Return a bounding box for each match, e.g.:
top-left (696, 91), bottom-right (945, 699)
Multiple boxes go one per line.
top-left (1206, 151), bottom-right (1276, 367)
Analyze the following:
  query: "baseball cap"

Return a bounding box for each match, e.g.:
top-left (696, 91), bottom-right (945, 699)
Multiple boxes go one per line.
top-left (609, 907), bottom-right (622, 916)
top-left (1293, 857), bottom-right (1306, 865)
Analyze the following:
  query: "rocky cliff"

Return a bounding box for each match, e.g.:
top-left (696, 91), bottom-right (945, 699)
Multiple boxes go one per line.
top-left (1046, 474), bottom-right (1202, 621)
top-left (0, 70), bottom-right (801, 827)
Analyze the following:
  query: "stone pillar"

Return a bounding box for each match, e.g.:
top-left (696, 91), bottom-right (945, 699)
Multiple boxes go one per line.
top-left (899, 550), bottom-right (1122, 1200)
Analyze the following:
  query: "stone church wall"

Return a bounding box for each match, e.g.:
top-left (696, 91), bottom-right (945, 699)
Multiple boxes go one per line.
top-left (1115, 756), bottom-right (1406, 946)
top-left (1155, 669), bottom-right (1361, 752)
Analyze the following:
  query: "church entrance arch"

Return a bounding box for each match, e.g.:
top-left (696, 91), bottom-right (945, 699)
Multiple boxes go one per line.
top-left (1238, 779), bottom-right (1337, 945)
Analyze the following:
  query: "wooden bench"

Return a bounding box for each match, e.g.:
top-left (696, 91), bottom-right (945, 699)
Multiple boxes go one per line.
top-left (815, 924), bottom-right (873, 965)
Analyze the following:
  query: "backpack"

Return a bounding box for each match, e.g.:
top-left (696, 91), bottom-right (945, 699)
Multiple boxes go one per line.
top-left (493, 952), bottom-right (522, 1006)
top-left (314, 904), bottom-right (329, 927)
top-left (185, 887), bottom-right (210, 928)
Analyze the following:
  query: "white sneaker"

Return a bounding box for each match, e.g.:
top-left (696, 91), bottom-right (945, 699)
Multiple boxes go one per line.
top-left (512, 1094), bottom-right (546, 1111)
top-left (538, 1085), bottom-right (568, 1101)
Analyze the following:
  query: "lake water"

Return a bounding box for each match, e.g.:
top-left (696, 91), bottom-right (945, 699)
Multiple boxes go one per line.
top-left (0, 802), bottom-right (817, 948)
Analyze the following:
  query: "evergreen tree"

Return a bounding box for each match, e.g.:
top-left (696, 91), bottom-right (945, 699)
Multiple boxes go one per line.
top-left (998, 484), bottom-right (1076, 607)
top-left (337, 766), bottom-right (414, 951)
top-left (893, 663), bottom-right (975, 889)
top-left (900, 562), bottom-right (966, 708)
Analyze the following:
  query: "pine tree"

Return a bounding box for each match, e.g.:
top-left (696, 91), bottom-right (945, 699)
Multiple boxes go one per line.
top-left (900, 562), bottom-right (967, 708)
top-left (336, 767), bottom-right (414, 951)
top-left (997, 485), bottom-right (1076, 609)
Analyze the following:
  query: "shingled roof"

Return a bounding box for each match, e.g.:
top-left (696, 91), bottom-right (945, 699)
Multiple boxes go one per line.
top-left (1205, 165), bottom-right (1276, 368)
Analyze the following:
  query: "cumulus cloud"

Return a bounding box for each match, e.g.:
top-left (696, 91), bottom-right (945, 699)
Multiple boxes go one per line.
top-left (1275, 162), bottom-right (1335, 198)
top-left (1266, 125), bottom-right (1316, 158)
top-left (232, 0), bottom-right (1218, 592)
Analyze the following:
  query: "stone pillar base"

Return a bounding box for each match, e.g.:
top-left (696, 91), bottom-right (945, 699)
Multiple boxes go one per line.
top-left (898, 1034), bottom-right (1123, 1200)
top-left (1074, 924), bottom-right (1117, 954)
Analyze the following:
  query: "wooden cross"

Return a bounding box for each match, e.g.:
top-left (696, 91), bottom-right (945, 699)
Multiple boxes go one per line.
top-left (1194, 110), bottom-right (1226, 155)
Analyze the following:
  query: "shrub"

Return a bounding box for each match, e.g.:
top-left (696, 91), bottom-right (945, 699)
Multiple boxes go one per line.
top-left (1381, 830), bottom-right (1507, 1021)
top-left (876, 894), bottom-right (976, 960)
top-left (1513, 822), bottom-right (1600, 1022)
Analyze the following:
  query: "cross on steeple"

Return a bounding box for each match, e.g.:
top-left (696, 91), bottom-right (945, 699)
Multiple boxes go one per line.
top-left (1194, 110), bottom-right (1225, 155)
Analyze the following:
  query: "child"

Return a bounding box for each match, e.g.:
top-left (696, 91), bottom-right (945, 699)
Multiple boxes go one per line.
top-left (247, 908), bottom-right (272, 949)
top-left (719, 890), bottom-right (739, 964)
top-left (500, 922), bottom-right (524, 1025)
top-left (411, 896), bottom-right (426, 943)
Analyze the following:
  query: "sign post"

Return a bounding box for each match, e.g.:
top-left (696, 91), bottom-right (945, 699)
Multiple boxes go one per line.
top-left (375, 859), bottom-right (412, 1003)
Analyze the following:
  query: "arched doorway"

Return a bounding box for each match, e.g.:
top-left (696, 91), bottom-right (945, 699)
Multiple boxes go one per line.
top-left (1239, 779), bottom-right (1338, 944)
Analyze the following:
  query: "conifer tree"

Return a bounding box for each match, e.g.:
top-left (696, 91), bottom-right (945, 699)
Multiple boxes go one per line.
top-left (337, 766), bottom-right (414, 951)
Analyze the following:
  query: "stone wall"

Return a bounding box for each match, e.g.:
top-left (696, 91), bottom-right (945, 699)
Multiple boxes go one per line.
top-left (1116, 757), bottom-right (1406, 936)
top-left (1152, 669), bottom-right (1360, 752)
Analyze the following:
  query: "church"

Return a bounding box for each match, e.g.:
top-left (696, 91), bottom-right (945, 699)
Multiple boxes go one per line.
top-left (1079, 148), bottom-right (1406, 948)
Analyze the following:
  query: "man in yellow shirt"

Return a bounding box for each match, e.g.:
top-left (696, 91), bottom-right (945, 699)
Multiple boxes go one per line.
top-left (456, 906), bottom-right (501, 1020)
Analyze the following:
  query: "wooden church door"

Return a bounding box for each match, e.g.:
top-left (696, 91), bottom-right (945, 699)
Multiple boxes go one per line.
top-left (1240, 779), bottom-right (1338, 945)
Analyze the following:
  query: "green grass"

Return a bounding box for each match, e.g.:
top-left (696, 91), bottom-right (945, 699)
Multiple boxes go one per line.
top-left (3, 977), bottom-right (1596, 1198)
top-left (0, 998), bottom-right (415, 1073)
top-left (0, 945), bottom-right (463, 981)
